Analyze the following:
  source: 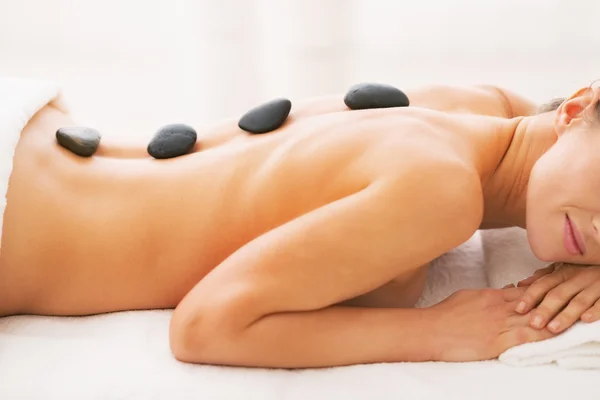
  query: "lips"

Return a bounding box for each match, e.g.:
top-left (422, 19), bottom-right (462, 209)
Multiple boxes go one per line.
top-left (570, 216), bottom-right (587, 255)
top-left (564, 215), bottom-right (586, 256)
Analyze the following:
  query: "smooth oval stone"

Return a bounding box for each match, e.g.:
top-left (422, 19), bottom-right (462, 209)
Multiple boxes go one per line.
top-left (147, 123), bottom-right (197, 159)
top-left (56, 127), bottom-right (101, 157)
top-left (238, 98), bottom-right (292, 134)
top-left (344, 83), bottom-right (409, 110)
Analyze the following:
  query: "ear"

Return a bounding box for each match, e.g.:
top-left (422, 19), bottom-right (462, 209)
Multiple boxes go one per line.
top-left (555, 87), bottom-right (594, 136)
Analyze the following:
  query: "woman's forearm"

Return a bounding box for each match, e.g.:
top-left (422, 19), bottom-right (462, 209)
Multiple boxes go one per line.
top-left (172, 305), bottom-right (437, 368)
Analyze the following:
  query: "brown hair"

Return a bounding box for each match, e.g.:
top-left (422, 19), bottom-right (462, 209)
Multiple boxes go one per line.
top-left (536, 98), bottom-right (565, 114)
top-left (537, 82), bottom-right (600, 117)
top-left (537, 97), bottom-right (600, 122)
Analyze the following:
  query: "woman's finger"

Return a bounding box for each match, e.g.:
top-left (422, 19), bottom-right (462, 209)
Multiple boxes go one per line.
top-left (517, 276), bottom-right (538, 287)
top-left (582, 298), bottom-right (600, 323)
top-left (500, 324), bottom-right (557, 351)
top-left (517, 264), bottom-right (556, 287)
top-left (529, 277), bottom-right (588, 329)
top-left (518, 275), bottom-right (541, 287)
top-left (502, 286), bottom-right (526, 302)
top-left (506, 309), bottom-right (532, 327)
top-left (547, 288), bottom-right (599, 333)
top-left (515, 272), bottom-right (565, 314)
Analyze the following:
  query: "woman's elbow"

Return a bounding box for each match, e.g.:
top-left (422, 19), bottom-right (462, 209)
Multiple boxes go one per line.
top-left (169, 297), bottom-right (257, 364)
top-left (169, 309), bottom-right (211, 363)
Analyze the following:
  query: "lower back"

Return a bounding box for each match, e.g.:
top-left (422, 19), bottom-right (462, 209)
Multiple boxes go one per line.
top-left (0, 120), bottom-right (231, 314)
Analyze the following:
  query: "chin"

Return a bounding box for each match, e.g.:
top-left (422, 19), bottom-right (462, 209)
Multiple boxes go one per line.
top-left (526, 225), bottom-right (560, 262)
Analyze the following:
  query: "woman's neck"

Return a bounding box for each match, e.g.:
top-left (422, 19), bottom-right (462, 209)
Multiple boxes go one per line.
top-left (480, 112), bottom-right (557, 229)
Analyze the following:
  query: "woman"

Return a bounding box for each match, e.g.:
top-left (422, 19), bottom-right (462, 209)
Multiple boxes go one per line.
top-left (1, 80), bottom-right (599, 368)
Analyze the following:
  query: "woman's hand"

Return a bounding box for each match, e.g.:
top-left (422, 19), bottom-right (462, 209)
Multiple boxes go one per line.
top-left (515, 264), bottom-right (556, 287)
top-left (430, 287), bottom-right (556, 362)
top-left (514, 263), bottom-right (600, 333)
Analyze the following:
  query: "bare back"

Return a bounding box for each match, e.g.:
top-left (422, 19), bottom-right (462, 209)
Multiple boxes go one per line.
top-left (0, 85), bottom-right (530, 316)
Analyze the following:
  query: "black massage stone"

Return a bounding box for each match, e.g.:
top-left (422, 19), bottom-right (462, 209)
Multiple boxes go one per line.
top-left (147, 124), bottom-right (197, 159)
top-left (344, 83), bottom-right (409, 110)
top-left (56, 127), bottom-right (101, 157)
top-left (238, 98), bottom-right (292, 134)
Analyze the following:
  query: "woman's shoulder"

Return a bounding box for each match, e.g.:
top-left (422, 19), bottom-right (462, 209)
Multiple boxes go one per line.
top-left (407, 84), bottom-right (538, 118)
top-left (371, 150), bottom-right (483, 241)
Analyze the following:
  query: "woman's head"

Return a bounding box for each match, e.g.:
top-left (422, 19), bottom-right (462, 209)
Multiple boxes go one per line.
top-left (527, 85), bottom-right (600, 263)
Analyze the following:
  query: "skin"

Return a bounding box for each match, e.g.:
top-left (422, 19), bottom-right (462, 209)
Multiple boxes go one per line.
top-left (505, 87), bottom-right (600, 335)
top-left (1, 82), bottom-right (598, 368)
top-left (515, 262), bottom-right (600, 333)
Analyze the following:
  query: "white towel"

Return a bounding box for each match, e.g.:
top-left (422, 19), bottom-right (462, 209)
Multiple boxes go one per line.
top-left (415, 231), bottom-right (487, 308)
top-left (481, 227), bottom-right (600, 369)
top-left (0, 76), bottom-right (65, 242)
top-left (499, 321), bottom-right (600, 369)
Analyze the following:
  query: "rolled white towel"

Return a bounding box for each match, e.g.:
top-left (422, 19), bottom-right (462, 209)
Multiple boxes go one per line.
top-left (499, 320), bottom-right (600, 369)
top-left (0, 76), bottom-right (65, 243)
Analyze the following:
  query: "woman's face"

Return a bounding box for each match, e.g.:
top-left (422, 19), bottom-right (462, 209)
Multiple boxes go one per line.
top-left (527, 88), bottom-right (600, 264)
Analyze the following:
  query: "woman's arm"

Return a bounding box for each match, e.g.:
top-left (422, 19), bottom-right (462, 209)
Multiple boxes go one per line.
top-left (168, 161), bottom-right (476, 367)
top-left (168, 160), bottom-right (552, 368)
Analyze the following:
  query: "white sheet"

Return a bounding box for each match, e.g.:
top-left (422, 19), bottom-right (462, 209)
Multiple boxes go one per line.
top-left (1, 228), bottom-right (598, 399)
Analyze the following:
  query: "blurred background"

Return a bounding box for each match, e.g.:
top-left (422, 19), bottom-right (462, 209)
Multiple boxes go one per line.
top-left (1, 0), bottom-right (600, 138)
